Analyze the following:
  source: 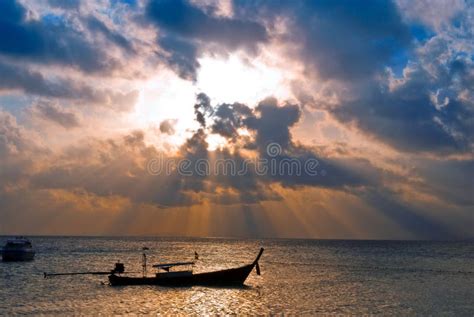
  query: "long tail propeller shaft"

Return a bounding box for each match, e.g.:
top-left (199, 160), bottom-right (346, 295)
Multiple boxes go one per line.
top-left (44, 262), bottom-right (130, 278)
top-left (44, 271), bottom-right (111, 278)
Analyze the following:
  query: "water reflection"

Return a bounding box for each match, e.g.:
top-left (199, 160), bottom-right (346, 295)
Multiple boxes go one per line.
top-left (0, 237), bottom-right (473, 315)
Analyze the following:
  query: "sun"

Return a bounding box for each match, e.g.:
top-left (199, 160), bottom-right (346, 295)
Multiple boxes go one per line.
top-left (196, 54), bottom-right (292, 105)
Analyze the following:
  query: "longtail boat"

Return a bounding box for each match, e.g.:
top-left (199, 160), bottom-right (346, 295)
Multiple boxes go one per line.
top-left (109, 248), bottom-right (264, 286)
top-left (45, 248), bottom-right (264, 287)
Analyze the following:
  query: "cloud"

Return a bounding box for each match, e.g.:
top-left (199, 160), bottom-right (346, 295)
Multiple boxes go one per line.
top-left (47, 0), bottom-right (80, 9)
top-left (396, 0), bottom-right (465, 31)
top-left (246, 97), bottom-right (301, 150)
top-left (416, 158), bottom-right (474, 206)
top-left (0, 0), bottom-right (117, 73)
top-left (0, 60), bottom-right (138, 111)
top-left (0, 0), bottom-right (472, 239)
top-left (157, 35), bottom-right (200, 81)
top-left (0, 110), bottom-right (49, 192)
top-left (159, 119), bottom-right (177, 135)
top-left (0, 61), bottom-right (66, 97)
top-left (146, 0), bottom-right (268, 79)
top-left (235, 0), bottom-right (411, 81)
top-left (0, 88), bottom-right (471, 239)
top-left (195, 94), bottom-right (370, 190)
top-left (194, 92), bottom-right (214, 128)
top-left (0, 95), bottom-right (368, 208)
top-left (32, 101), bottom-right (81, 129)
top-left (86, 16), bottom-right (134, 53)
top-left (0, 110), bottom-right (42, 157)
top-left (332, 52), bottom-right (474, 154)
top-left (243, 0), bottom-right (473, 155)
top-left (147, 0), bottom-right (267, 49)
top-left (210, 101), bottom-right (253, 141)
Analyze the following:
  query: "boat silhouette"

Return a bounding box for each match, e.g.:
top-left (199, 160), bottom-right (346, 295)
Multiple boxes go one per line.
top-left (1, 237), bottom-right (35, 262)
top-left (110, 247), bottom-right (264, 286)
top-left (45, 248), bottom-right (264, 287)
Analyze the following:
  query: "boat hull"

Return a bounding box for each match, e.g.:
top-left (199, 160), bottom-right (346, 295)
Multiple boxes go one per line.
top-left (1, 249), bottom-right (35, 262)
top-left (109, 263), bottom-right (255, 287)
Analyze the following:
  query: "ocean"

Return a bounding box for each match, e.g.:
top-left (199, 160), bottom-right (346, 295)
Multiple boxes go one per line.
top-left (0, 237), bottom-right (473, 315)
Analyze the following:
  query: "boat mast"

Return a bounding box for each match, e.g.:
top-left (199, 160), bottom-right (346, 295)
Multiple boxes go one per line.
top-left (142, 248), bottom-right (148, 277)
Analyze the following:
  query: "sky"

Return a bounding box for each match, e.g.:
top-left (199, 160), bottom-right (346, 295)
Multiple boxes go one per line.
top-left (0, 0), bottom-right (473, 239)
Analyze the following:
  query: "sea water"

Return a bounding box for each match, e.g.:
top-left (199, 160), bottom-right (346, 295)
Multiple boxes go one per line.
top-left (0, 237), bottom-right (473, 315)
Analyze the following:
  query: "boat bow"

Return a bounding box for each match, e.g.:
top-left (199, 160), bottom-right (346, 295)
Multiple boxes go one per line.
top-left (253, 247), bottom-right (264, 275)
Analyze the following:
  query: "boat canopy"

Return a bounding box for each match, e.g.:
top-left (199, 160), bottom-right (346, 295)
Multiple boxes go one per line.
top-left (5, 238), bottom-right (32, 246)
top-left (152, 261), bottom-right (195, 268)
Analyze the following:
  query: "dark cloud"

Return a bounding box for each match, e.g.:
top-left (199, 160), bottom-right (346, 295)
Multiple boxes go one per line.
top-left (158, 36), bottom-right (200, 81)
top-left (201, 94), bottom-right (368, 190)
top-left (86, 16), bottom-right (134, 53)
top-left (0, 60), bottom-right (138, 111)
top-left (213, 99), bottom-right (332, 189)
top-left (247, 97), bottom-right (301, 150)
top-left (159, 119), bottom-right (176, 135)
top-left (0, 0), bottom-right (116, 72)
top-left (235, 0), bottom-right (411, 80)
top-left (333, 63), bottom-right (474, 154)
top-left (33, 102), bottom-right (81, 129)
top-left (146, 0), bottom-right (268, 79)
top-left (181, 128), bottom-right (208, 159)
top-left (147, 0), bottom-right (268, 50)
top-left (194, 92), bottom-right (213, 128)
top-left (210, 102), bottom-right (253, 141)
top-left (209, 97), bottom-right (303, 151)
top-left (0, 61), bottom-right (67, 97)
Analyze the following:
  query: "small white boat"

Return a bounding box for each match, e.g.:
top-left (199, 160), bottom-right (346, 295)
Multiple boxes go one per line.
top-left (1, 237), bottom-right (35, 261)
